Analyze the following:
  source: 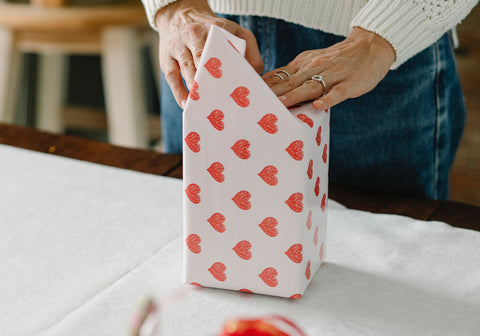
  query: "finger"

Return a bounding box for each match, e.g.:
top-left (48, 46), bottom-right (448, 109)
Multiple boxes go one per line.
top-left (236, 28), bottom-right (264, 74)
top-left (279, 78), bottom-right (327, 107)
top-left (262, 66), bottom-right (297, 89)
top-left (176, 50), bottom-right (196, 90)
top-left (182, 22), bottom-right (207, 67)
top-left (162, 57), bottom-right (189, 108)
top-left (313, 84), bottom-right (348, 111)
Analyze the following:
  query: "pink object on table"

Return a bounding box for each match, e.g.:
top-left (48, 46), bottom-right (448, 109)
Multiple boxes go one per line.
top-left (182, 26), bottom-right (329, 298)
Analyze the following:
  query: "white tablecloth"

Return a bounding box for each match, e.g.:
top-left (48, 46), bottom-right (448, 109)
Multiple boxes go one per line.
top-left (1, 144), bottom-right (479, 336)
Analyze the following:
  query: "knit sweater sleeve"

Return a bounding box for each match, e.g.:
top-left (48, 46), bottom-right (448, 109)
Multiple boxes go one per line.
top-left (141, 0), bottom-right (179, 29)
top-left (351, 0), bottom-right (478, 69)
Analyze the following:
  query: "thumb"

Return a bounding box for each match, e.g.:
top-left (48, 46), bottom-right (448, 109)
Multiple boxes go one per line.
top-left (236, 28), bottom-right (264, 74)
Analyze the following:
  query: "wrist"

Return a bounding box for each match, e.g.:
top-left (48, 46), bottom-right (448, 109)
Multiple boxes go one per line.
top-left (155, 0), bottom-right (213, 30)
top-left (349, 27), bottom-right (396, 67)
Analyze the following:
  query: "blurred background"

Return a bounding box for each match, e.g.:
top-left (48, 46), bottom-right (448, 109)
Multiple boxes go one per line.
top-left (0, 0), bottom-right (478, 206)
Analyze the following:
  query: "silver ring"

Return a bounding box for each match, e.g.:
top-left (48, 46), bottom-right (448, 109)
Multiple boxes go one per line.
top-left (273, 73), bottom-right (285, 81)
top-left (277, 70), bottom-right (291, 78)
top-left (311, 74), bottom-right (327, 97)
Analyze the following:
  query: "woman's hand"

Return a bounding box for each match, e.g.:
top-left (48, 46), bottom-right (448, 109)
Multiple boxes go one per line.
top-left (262, 27), bottom-right (396, 110)
top-left (155, 0), bottom-right (263, 108)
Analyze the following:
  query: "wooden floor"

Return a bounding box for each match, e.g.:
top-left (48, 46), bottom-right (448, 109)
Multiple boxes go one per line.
top-left (450, 4), bottom-right (480, 206)
top-left (60, 5), bottom-right (480, 206)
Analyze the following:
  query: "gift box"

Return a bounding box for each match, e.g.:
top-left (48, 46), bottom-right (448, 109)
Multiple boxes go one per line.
top-left (183, 26), bottom-right (329, 299)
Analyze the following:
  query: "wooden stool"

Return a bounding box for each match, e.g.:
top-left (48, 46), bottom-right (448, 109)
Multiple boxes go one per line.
top-left (0, 0), bottom-right (156, 148)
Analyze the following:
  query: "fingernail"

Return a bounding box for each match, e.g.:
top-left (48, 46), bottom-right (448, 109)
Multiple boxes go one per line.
top-left (279, 96), bottom-right (287, 101)
top-left (181, 100), bottom-right (186, 109)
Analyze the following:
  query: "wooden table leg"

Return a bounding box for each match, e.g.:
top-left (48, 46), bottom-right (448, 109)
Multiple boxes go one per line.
top-left (0, 27), bottom-right (21, 124)
top-left (36, 53), bottom-right (68, 133)
top-left (100, 26), bottom-right (148, 148)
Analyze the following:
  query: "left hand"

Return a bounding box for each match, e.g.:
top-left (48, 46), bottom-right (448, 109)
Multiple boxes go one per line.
top-left (262, 27), bottom-right (396, 110)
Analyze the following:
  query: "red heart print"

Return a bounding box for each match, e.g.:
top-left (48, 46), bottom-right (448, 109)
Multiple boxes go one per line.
top-left (189, 80), bottom-right (200, 101)
top-left (185, 132), bottom-right (200, 153)
top-left (316, 126), bottom-right (322, 146)
top-left (290, 294), bottom-right (302, 300)
top-left (207, 213), bottom-right (225, 233)
top-left (305, 260), bottom-right (311, 280)
top-left (232, 190), bottom-right (251, 210)
top-left (321, 193), bottom-right (326, 212)
top-left (319, 241), bottom-right (324, 261)
top-left (285, 193), bottom-right (303, 213)
top-left (230, 86), bottom-right (250, 107)
top-left (259, 267), bottom-right (278, 287)
top-left (239, 288), bottom-right (253, 293)
top-left (307, 159), bottom-right (313, 180)
top-left (258, 165), bottom-right (278, 186)
top-left (258, 217), bottom-right (278, 237)
top-left (207, 109), bottom-right (224, 131)
top-left (323, 143), bottom-right (328, 163)
top-left (313, 226), bottom-right (318, 246)
top-left (204, 57), bottom-right (222, 78)
top-left (297, 113), bottom-right (314, 128)
top-left (233, 240), bottom-right (252, 260)
top-left (208, 262), bottom-right (227, 282)
top-left (286, 140), bottom-right (304, 161)
top-left (185, 183), bottom-right (201, 204)
top-left (186, 234), bottom-right (201, 254)
top-left (306, 210), bottom-right (312, 230)
top-left (257, 113), bottom-right (278, 134)
top-left (190, 282), bottom-right (203, 287)
top-left (207, 162), bottom-right (225, 183)
top-left (314, 177), bottom-right (320, 197)
top-left (325, 109), bottom-right (329, 113)
top-left (231, 139), bottom-right (251, 159)
top-left (285, 244), bottom-right (303, 263)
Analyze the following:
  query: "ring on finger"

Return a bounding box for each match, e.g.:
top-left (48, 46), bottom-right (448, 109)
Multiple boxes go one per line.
top-left (273, 73), bottom-right (285, 81)
top-left (277, 70), bottom-right (291, 78)
top-left (311, 74), bottom-right (327, 97)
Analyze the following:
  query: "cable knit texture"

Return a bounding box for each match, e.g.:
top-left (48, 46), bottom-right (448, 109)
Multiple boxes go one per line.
top-left (141, 0), bottom-right (478, 68)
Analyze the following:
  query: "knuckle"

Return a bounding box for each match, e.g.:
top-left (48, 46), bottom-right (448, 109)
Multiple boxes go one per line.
top-left (193, 49), bottom-right (203, 60)
top-left (333, 85), bottom-right (346, 97)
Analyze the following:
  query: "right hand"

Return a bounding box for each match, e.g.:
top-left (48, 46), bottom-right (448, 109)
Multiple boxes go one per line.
top-left (155, 0), bottom-right (264, 108)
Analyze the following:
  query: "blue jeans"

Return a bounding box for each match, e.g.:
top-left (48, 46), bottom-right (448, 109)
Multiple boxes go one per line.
top-left (160, 16), bottom-right (465, 200)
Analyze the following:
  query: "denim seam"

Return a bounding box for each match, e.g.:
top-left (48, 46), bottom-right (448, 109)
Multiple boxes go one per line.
top-left (433, 40), bottom-right (442, 200)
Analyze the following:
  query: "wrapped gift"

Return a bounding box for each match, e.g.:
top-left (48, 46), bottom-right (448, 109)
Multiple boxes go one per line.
top-left (183, 26), bottom-right (329, 299)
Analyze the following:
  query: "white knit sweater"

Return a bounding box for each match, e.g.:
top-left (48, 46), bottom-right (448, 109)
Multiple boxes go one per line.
top-left (141, 0), bottom-right (478, 68)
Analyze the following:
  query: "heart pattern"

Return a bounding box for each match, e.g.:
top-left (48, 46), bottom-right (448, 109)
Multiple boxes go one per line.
top-left (207, 162), bottom-right (225, 183)
top-left (258, 217), bottom-right (278, 237)
top-left (306, 210), bottom-right (312, 230)
top-left (297, 114), bottom-right (314, 128)
top-left (185, 183), bottom-right (201, 204)
top-left (207, 213), bottom-right (226, 233)
top-left (186, 234), bottom-right (201, 254)
top-left (231, 86), bottom-right (250, 107)
top-left (305, 260), bottom-right (311, 280)
top-left (207, 109), bottom-right (225, 131)
top-left (233, 240), bottom-right (252, 260)
top-left (285, 193), bottom-right (304, 213)
top-left (231, 139), bottom-right (251, 159)
top-left (209, 262), bottom-right (227, 282)
top-left (307, 160), bottom-right (313, 180)
top-left (204, 57), bottom-right (223, 78)
top-left (185, 132), bottom-right (200, 153)
top-left (285, 244), bottom-right (303, 263)
top-left (316, 126), bottom-right (322, 146)
top-left (258, 165), bottom-right (278, 186)
top-left (258, 113), bottom-right (278, 134)
top-left (285, 140), bottom-right (304, 161)
top-left (183, 27), bottom-right (330, 298)
top-left (189, 81), bottom-right (200, 101)
top-left (259, 267), bottom-right (278, 287)
top-left (232, 190), bottom-right (251, 210)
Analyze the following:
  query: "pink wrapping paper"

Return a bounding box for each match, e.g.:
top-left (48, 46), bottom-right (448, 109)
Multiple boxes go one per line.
top-left (183, 26), bottom-right (329, 299)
